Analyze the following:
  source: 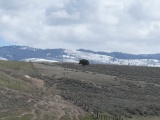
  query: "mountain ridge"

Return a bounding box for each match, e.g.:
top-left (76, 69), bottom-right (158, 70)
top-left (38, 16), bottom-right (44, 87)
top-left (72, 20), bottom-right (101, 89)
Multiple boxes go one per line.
top-left (0, 45), bottom-right (160, 67)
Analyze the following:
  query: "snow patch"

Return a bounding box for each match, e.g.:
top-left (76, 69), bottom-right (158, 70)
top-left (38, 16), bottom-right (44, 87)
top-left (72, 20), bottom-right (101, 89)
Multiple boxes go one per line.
top-left (23, 58), bottom-right (59, 62)
top-left (47, 53), bottom-right (51, 56)
top-left (20, 46), bottom-right (37, 51)
top-left (0, 57), bottom-right (8, 61)
top-left (64, 49), bottom-right (160, 67)
top-left (25, 75), bottom-right (31, 79)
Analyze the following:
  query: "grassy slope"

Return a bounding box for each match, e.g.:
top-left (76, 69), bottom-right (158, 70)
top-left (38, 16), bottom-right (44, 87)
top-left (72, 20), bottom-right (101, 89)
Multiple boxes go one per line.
top-left (36, 62), bottom-right (160, 119)
top-left (0, 61), bottom-right (40, 120)
top-left (1, 60), bottom-right (160, 120)
top-left (0, 61), bottom-right (90, 120)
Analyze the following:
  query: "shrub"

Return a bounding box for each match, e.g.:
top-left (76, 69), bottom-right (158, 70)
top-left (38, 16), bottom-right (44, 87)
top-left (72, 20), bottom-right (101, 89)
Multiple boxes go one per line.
top-left (79, 59), bottom-right (89, 66)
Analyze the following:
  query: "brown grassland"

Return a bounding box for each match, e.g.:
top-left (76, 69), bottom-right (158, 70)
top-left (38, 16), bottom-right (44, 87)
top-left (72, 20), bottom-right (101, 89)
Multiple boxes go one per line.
top-left (0, 60), bottom-right (160, 120)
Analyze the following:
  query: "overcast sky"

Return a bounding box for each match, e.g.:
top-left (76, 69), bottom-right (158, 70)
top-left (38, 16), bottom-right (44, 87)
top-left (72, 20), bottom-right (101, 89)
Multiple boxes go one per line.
top-left (0, 0), bottom-right (160, 54)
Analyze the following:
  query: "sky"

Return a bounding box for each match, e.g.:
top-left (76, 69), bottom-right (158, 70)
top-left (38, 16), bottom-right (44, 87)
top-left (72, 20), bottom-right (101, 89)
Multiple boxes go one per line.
top-left (0, 0), bottom-right (160, 54)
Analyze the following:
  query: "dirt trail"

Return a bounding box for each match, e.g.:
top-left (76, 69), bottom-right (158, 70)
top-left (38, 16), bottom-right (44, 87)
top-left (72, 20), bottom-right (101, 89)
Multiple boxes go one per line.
top-left (1, 89), bottom-right (85, 120)
top-left (33, 94), bottom-right (85, 120)
top-left (23, 78), bottom-right (85, 120)
top-left (52, 95), bottom-right (85, 120)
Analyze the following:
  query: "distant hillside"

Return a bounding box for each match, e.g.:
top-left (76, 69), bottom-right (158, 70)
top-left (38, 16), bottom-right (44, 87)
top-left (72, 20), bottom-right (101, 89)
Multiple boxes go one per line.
top-left (78, 49), bottom-right (160, 59)
top-left (0, 46), bottom-right (65, 61)
top-left (0, 45), bottom-right (160, 67)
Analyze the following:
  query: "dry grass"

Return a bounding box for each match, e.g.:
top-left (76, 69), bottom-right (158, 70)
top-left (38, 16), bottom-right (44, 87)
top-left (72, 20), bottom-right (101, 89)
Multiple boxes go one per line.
top-left (2, 60), bottom-right (160, 120)
top-left (129, 116), bottom-right (160, 120)
top-left (35, 62), bottom-right (160, 119)
top-left (0, 60), bottom-right (88, 120)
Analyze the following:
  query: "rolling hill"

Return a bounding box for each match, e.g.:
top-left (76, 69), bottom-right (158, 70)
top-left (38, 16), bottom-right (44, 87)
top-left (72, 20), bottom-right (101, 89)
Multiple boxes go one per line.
top-left (0, 45), bottom-right (160, 67)
top-left (1, 60), bottom-right (160, 120)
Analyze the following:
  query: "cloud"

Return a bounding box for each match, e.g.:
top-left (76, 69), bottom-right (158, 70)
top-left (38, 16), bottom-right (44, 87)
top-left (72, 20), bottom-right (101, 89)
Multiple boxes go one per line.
top-left (127, 0), bottom-right (160, 21)
top-left (0, 0), bottom-right (160, 54)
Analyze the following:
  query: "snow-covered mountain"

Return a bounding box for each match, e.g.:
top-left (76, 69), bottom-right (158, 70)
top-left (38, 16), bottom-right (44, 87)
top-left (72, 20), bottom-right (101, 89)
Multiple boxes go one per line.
top-left (1, 45), bottom-right (160, 67)
top-left (0, 57), bottom-right (7, 61)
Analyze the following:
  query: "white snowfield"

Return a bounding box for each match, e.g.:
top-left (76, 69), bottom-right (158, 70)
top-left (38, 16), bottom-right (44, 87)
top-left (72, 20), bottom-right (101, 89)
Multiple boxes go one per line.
top-left (64, 49), bottom-right (160, 67)
top-left (2, 47), bottom-right (160, 67)
top-left (23, 58), bottom-right (58, 63)
top-left (0, 57), bottom-right (8, 61)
